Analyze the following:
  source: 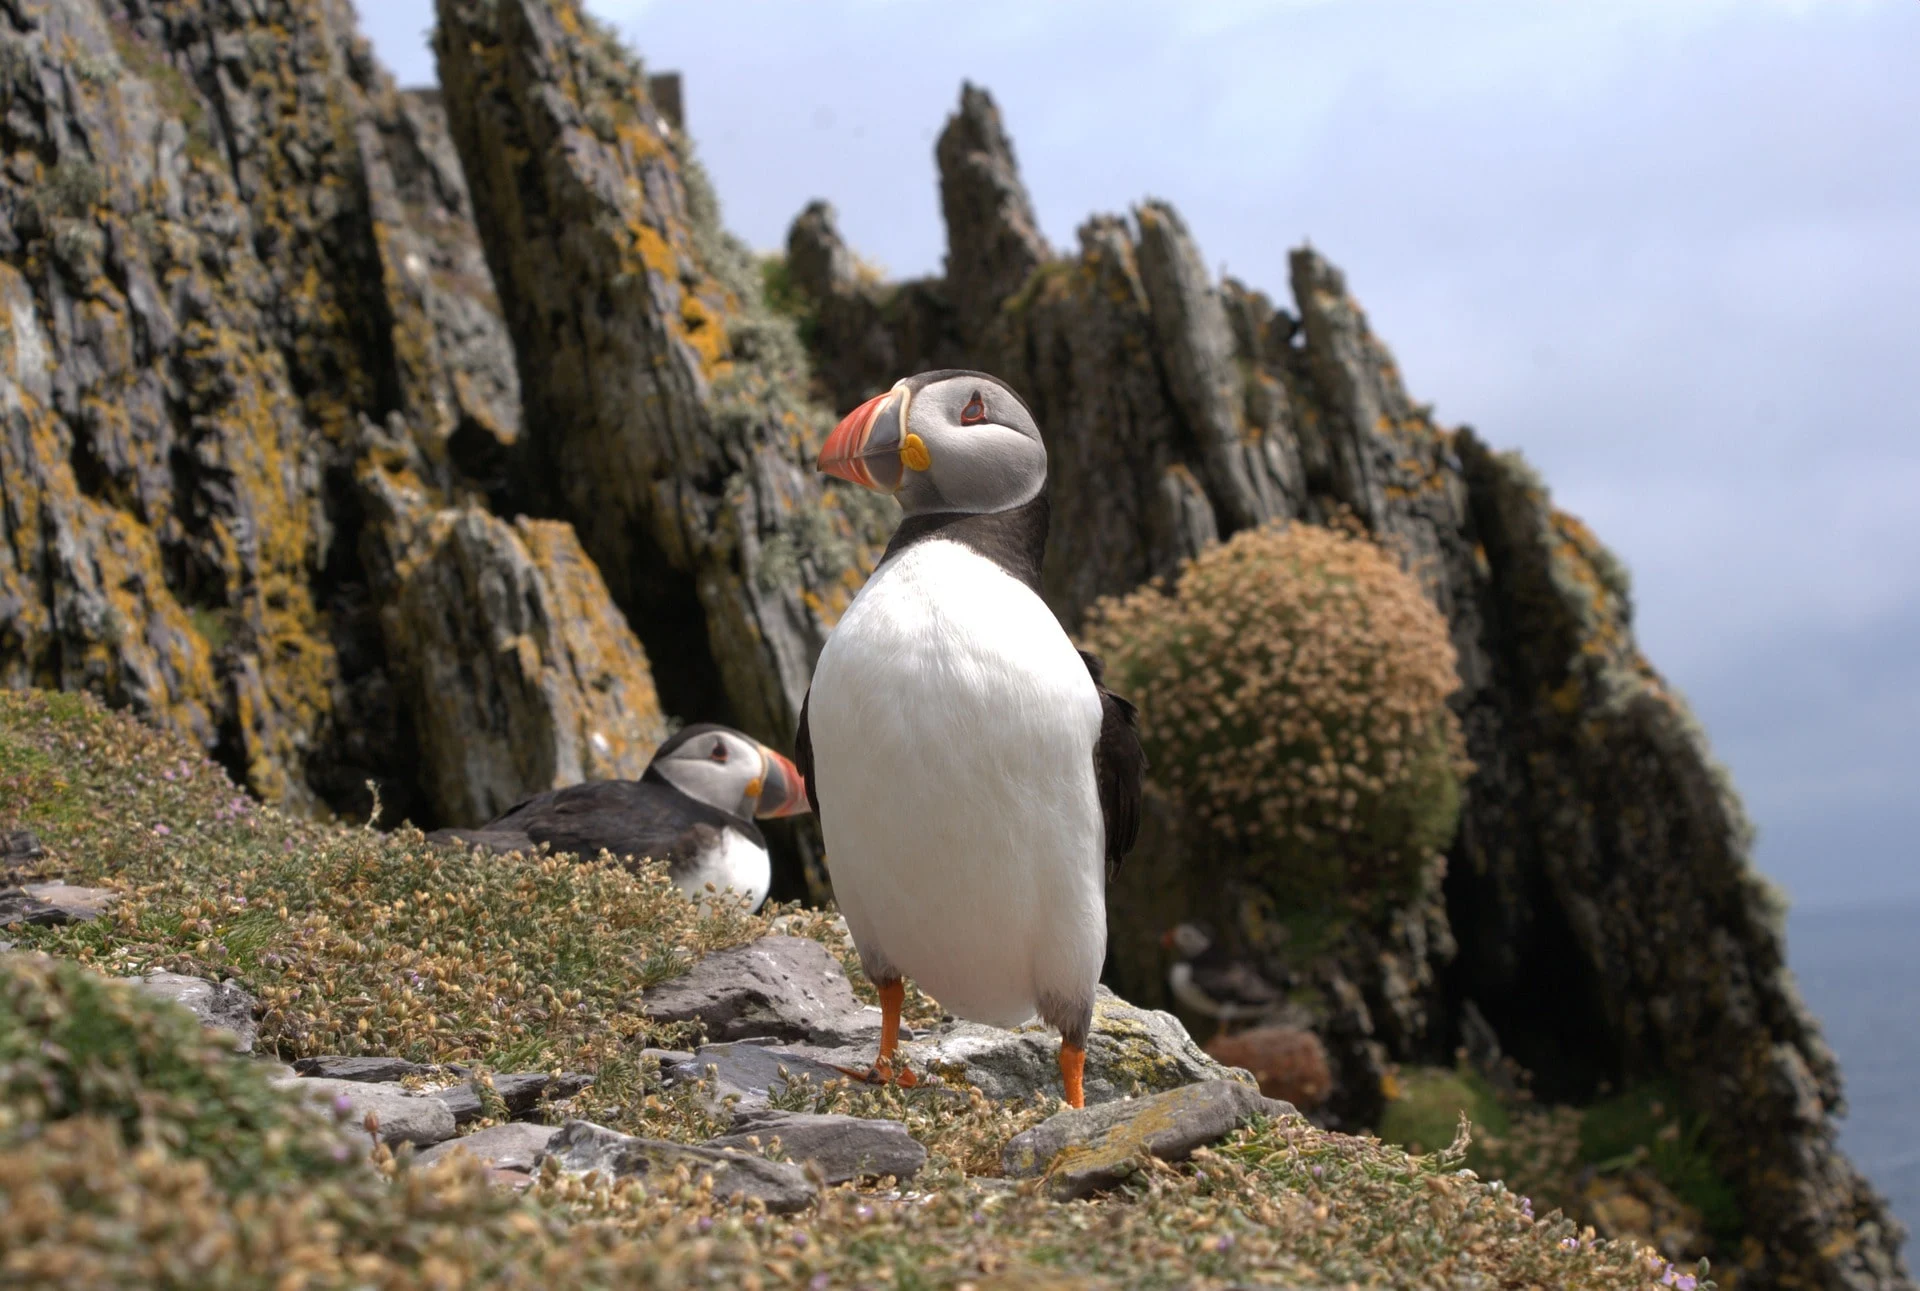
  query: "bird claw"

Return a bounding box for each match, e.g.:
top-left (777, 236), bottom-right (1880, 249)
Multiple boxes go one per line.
top-left (826, 1061), bottom-right (919, 1089)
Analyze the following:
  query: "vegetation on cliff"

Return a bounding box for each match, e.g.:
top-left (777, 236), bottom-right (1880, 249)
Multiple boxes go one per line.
top-left (2, 687), bottom-right (1720, 1289)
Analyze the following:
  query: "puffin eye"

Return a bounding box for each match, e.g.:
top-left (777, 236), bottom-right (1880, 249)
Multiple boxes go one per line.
top-left (960, 392), bottom-right (987, 425)
top-left (710, 741), bottom-right (729, 763)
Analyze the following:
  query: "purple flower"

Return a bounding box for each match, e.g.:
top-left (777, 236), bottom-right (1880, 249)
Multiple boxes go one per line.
top-left (1674, 1277), bottom-right (1697, 1291)
top-left (695, 1215), bottom-right (713, 1233)
top-left (330, 1142), bottom-right (350, 1162)
top-left (153, 823), bottom-right (171, 836)
top-left (854, 1205), bottom-right (872, 1221)
top-left (1311, 1164), bottom-right (1324, 1178)
top-left (810, 1276), bottom-right (831, 1291)
top-left (1521, 1197), bottom-right (1533, 1219)
top-left (791, 1231), bottom-right (809, 1249)
top-left (1213, 1234), bottom-right (1235, 1253)
top-left (971, 1210), bottom-right (986, 1226)
top-left (163, 769), bottom-right (177, 782)
top-left (333, 1094), bottom-right (355, 1118)
top-left (1560, 1237), bottom-right (1580, 1251)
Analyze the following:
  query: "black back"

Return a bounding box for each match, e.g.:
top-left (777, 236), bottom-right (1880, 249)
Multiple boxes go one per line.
top-left (429, 776), bottom-right (760, 878)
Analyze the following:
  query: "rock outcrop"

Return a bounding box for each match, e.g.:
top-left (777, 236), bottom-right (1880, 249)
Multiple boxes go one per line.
top-left (0, 0), bottom-right (649, 831)
top-left (777, 80), bottom-right (1910, 1291)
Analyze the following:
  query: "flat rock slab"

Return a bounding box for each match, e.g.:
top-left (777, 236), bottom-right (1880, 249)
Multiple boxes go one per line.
top-left (415, 1121), bottom-right (559, 1172)
top-left (540, 1119), bottom-right (817, 1213)
top-left (1, 882), bottom-right (119, 927)
top-left (801, 987), bottom-right (1244, 1107)
top-left (426, 1070), bottom-right (594, 1125)
top-left (280, 1076), bottom-right (458, 1147)
top-left (120, 972), bottom-right (259, 1053)
top-left (1002, 1078), bottom-right (1294, 1199)
top-left (706, 1109), bottom-right (926, 1184)
top-left (640, 935), bottom-right (870, 1043)
top-left (294, 1055), bottom-right (429, 1083)
top-left (661, 1042), bottom-right (864, 1109)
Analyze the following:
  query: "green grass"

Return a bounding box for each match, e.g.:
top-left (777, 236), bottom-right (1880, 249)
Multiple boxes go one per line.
top-left (1579, 1082), bottom-right (1742, 1242)
top-left (1377, 1065), bottom-right (1509, 1161)
top-left (0, 688), bottom-right (1720, 1288)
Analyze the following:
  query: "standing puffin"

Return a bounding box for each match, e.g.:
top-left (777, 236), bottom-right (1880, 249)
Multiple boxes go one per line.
top-left (426, 724), bottom-right (808, 913)
top-left (1161, 922), bottom-right (1286, 1038)
top-left (797, 370), bottom-right (1145, 1108)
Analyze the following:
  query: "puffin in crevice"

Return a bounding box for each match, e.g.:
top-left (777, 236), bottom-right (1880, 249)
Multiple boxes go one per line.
top-left (796, 369), bottom-right (1146, 1109)
top-left (1161, 922), bottom-right (1287, 1038)
top-left (425, 724), bottom-right (808, 913)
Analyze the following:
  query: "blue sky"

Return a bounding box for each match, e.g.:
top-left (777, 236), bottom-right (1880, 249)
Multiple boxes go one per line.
top-left (360, 0), bottom-right (1920, 912)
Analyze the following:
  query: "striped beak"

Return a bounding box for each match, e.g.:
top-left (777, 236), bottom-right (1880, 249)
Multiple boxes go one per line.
top-left (754, 746), bottom-right (809, 818)
top-left (818, 385), bottom-right (908, 493)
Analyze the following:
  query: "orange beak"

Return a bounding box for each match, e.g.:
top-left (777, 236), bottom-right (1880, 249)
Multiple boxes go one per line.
top-left (1160, 929), bottom-right (1177, 950)
top-left (818, 386), bottom-right (908, 493)
top-left (754, 746), bottom-right (810, 818)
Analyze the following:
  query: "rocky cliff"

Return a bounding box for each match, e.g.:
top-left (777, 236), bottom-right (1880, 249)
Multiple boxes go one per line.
top-left (779, 82), bottom-right (1910, 1291)
top-left (0, 0), bottom-right (1907, 1285)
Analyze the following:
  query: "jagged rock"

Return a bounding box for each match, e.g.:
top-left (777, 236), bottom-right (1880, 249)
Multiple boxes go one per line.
top-left (0, 0), bottom-right (522, 826)
top-left (775, 80), bottom-right (1912, 1289)
top-left (936, 82), bottom-right (1050, 341)
top-left (293, 1055), bottom-right (429, 1083)
top-left (639, 935), bottom-right (871, 1044)
top-left (418, 1070), bottom-right (592, 1125)
top-left (706, 1110), bottom-right (926, 1184)
top-left (1002, 1079), bottom-right (1292, 1199)
top-left (433, 0), bottom-right (891, 782)
top-left (660, 1043), bottom-right (865, 1111)
top-left (538, 1120), bottom-right (818, 1213)
top-left (0, 883), bottom-right (120, 927)
top-left (280, 1076), bottom-right (457, 1147)
top-left (120, 971), bottom-right (258, 1052)
top-left (356, 442), bottom-right (666, 824)
top-left (415, 1121), bottom-right (559, 1172)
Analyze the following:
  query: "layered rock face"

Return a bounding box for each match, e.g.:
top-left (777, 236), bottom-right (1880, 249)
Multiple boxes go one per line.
top-left (0, 0), bottom-right (660, 828)
top-left (781, 81), bottom-right (1909, 1291)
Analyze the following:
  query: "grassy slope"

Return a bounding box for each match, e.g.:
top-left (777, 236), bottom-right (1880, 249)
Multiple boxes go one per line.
top-left (0, 689), bottom-right (1711, 1289)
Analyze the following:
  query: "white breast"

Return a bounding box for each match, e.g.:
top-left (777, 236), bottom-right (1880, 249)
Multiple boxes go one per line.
top-left (676, 828), bottom-right (771, 914)
top-left (808, 538), bottom-right (1106, 1028)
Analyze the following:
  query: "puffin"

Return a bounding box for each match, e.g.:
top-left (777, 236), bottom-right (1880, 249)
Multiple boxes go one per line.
top-left (425, 724), bottom-right (808, 913)
top-left (796, 369), bottom-right (1146, 1109)
top-left (1161, 922), bottom-right (1286, 1037)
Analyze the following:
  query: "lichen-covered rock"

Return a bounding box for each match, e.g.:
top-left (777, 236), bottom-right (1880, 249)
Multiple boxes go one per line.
top-left (356, 434), bottom-right (664, 824)
top-left (707, 1110), bottom-right (926, 1184)
top-left (119, 971), bottom-right (258, 1052)
top-left (0, 0), bottom-right (522, 827)
top-left (539, 1119), bottom-right (818, 1213)
top-left (639, 934), bottom-right (869, 1044)
top-left (431, 0), bottom-right (892, 778)
top-left (1002, 1079), bottom-right (1292, 1199)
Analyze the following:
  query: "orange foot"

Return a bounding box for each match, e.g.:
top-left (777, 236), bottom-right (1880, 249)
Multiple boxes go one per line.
top-left (830, 979), bottom-right (918, 1087)
top-left (827, 1059), bottom-right (920, 1088)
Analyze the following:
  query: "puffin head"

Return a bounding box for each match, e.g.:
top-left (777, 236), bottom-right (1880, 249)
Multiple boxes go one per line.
top-left (647, 723), bottom-right (810, 821)
top-left (1160, 922), bottom-right (1215, 960)
top-left (817, 369), bottom-right (1045, 516)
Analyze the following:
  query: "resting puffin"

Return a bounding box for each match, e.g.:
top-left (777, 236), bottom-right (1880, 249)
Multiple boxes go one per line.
top-left (1161, 922), bottom-right (1286, 1038)
top-left (796, 369), bottom-right (1146, 1109)
top-left (425, 724), bottom-right (808, 913)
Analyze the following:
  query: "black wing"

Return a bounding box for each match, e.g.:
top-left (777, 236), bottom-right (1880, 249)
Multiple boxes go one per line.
top-left (435, 779), bottom-right (742, 867)
top-left (1080, 650), bottom-right (1145, 880)
top-left (1193, 959), bottom-right (1284, 1011)
top-left (794, 687), bottom-right (819, 815)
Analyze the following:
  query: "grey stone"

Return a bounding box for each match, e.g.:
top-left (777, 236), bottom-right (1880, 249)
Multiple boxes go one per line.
top-left (538, 1120), bottom-right (817, 1213)
top-left (294, 1055), bottom-right (429, 1082)
top-left (422, 1070), bottom-right (593, 1125)
top-left (1, 883), bottom-right (120, 927)
top-left (280, 1076), bottom-right (457, 1147)
top-left (659, 1043), bottom-right (860, 1111)
top-left (2, 829), bottom-right (44, 862)
top-left (429, 1083), bottom-right (483, 1125)
top-left (1002, 1079), bottom-right (1293, 1199)
top-left (121, 972), bottom-right (258, 1053)
top-left (707, 1110), bottom-right (926, 1184)
top-left (640, 935), bottom-right (869, 1044)
top-left (415, 1121), bottom-right (559, 1172)
top-left (798, 987), bottom-right (1245, 1107)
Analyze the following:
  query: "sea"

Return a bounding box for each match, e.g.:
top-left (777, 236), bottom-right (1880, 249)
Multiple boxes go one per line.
top-left (1787, 899), bottom-right (1920, 1244)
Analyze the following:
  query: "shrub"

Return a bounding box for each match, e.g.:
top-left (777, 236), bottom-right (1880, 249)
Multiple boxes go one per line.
top-left (1083, 520), bottom-right (1471, 911)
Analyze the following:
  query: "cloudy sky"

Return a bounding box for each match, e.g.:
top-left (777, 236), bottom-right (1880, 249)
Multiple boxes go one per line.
top-left (361, 0), bottom-right (1920, 912)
